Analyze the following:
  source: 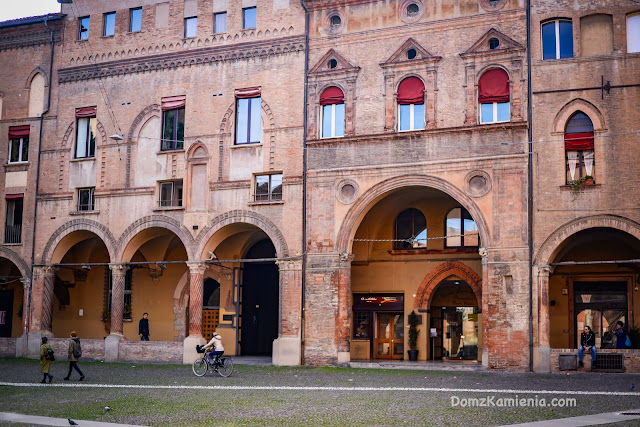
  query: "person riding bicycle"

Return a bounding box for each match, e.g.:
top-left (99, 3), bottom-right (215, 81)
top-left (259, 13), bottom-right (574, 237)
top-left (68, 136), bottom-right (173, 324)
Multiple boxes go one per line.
top-left (200, 331), bottom-right (224, 364)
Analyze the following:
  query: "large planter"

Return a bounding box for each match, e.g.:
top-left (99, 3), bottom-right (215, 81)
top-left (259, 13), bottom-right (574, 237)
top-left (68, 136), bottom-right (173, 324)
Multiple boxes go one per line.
top-left (407, 349), bottom-right (419, 361)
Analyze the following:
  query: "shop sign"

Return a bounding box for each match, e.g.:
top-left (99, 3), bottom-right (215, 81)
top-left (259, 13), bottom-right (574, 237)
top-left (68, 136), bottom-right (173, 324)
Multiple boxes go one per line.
top-left (353, 294), bottom-right (404, 311)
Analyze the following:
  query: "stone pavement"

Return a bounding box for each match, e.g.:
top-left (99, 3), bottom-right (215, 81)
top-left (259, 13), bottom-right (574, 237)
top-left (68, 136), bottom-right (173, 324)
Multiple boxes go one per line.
top-left (0, 412), bottom-right (146, 426)
top-left (503, 408), bottom-right (640, 426)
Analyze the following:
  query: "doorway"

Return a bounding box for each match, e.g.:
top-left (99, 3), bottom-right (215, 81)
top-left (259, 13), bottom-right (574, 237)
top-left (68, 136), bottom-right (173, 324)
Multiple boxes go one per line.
top-left (375, 312), bottom-right (404, 359)
top-left (574, 281), bottom-right (627, 349)
top-left (0, 289), bottom-right (13, 337)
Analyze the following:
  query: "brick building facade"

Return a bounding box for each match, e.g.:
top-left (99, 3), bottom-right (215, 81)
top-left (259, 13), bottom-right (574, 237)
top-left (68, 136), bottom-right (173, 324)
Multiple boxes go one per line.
top-left (0, 0), bottom-right (638, 372)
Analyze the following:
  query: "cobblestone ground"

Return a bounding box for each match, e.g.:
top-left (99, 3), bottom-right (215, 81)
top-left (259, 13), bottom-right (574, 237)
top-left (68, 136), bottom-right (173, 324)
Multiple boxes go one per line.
top-left (1, 358), bottom-right (639, 426)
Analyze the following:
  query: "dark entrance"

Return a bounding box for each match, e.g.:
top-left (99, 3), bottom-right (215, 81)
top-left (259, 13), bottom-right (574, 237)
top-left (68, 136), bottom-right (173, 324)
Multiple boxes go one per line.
top-left (574, 281), bottom-right (627, 349)
top-left (240, 239), bottom-right (278, 355)
top-left (0, 289), bottom-right (14, 337)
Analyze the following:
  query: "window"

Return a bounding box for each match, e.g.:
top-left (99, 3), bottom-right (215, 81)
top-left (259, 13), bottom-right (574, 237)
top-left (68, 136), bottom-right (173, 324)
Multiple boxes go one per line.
top-left (78, 16), bottom-right (90, 40)
top-left (185, 16), bottom-right (197, 38)
top-left (406, 3), bottom-right (419, 17)
top-left (105, 268), bottom-right (133, 320)
top-left (330, 15), bottom-right (341, 27)
top-left (489, 38), bottom-right (500, 50)
top-left (8, 126), bottom-right (29, 163)
top-left (75, 107), bottom-right (97, 158)
top-left (159, 180), bottom-right (183, 207)
top-left (407, 48), bottom-right (417, 59)
top-left (628, 13), bottom-right (640, 53)
top-left (77, 187), bottom-right (95, 211)
top-left (394, 208), bottom-right (427, 250)
top-left (235, 94), bottom-right (261, 144)
top-left (542, 19), bottom-right (573, 60)
top-left (580, 14), bottom-right (613, 57)
top-left (103, 12), bottom-right (115, 37)
top-left (5, 195), bottom-right (23, 244)
top-left (565, 112), bottom-right (595, 183)
top-left (397, 77), bottom-right (425, 131)
top-left (255, 174), bottom-right (282, 202)
top-left (478, 68), bottom-right (510, 124)
top-left (445, 207), bottom-right (478, 247)
top-left (161, 96), bottom-right (186, 150)
top-left (320, 86), bottom-right (345, 138)
top-left (354, 312), bottom-right (371, 339)
top-left (243, 7), bottom-right (256, 29)
top-left (130, 7), bottom-right (142, 32)
top-left (214, 12), bottom-right (227, 33)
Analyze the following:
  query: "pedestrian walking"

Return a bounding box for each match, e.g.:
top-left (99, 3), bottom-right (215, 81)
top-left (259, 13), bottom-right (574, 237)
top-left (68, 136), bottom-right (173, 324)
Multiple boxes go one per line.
top-left (139, 312), bottom-right (150, 341)
top-left (64, 331), bottom-right (85, 381)
top-left (39, 337), bottom-right (54, 383)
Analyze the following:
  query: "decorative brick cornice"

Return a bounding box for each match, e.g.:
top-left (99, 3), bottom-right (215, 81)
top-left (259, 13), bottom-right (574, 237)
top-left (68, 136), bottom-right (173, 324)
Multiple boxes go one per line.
top-left (303, 0), bottom-right (375, 12)
top-left (0, 31), bottom-right (61, 52)
top-left (58, 35), bottom-right (305, 84)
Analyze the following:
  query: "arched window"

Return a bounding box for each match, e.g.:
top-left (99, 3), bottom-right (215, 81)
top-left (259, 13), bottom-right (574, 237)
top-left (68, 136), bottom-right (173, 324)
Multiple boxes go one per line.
top-left (478, 68), bottom-right (510, 124)
top-left (320, 86), bottom-right (345, 138)
top-left (28, 73), bottom-right (45, 117)
top-left (445, 208), bottom-right (478, 248)
top-left (394, 208), bottom-right (427, 250)
top-left (542, 19), bottom-right (573, 60)
top-left (565, 112), bottom-right (595, 183)
top-left (397, 77), bottom-right (425, 131)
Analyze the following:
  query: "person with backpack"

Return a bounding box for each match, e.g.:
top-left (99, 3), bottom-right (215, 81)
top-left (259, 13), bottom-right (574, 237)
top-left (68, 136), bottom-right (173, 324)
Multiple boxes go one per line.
top-left (64, 331), bottom-right (85, 381)
top-left (615, 321), bottom-right (629, 349)
top-left (39, 336), bottom-right (54, 383)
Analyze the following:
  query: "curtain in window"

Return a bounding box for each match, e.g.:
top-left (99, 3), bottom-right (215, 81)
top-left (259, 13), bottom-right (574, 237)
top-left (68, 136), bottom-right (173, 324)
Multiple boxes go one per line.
top-left (397, 77), bottom-right (424, 105)
top-left (8, 125), bottom-right (30, 139)
top-left (76, 118), bottom-right (88, 158)
top-left (567, 151), bottom-right (579, 180)
top-left (75, 106), bottom-right (97, 117)
top-left (161, 95), bottom-right (186, 111)
top-left (319, 86), bottom-right (344, 106)
top-left (584, 151), bottom-right (594, 176)
top-left (478, 69), bottom-right (509, 103)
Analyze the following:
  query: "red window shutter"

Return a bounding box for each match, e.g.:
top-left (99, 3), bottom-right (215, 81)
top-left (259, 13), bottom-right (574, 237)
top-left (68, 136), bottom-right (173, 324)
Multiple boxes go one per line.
top-left (75, 106), bottom-right (97, 117)
top-left (5, 193), bottom-right (24, 200)
top-left (565, 132), bottom-right (594, 150)
top-left (234, 87), bottom-right (262, 99)
top-left (161, 95), bottom-right (186, 111)
top-left (397, 77), bottom-right (425, 105)
top-left (319, 86), bottom-right (344, 106)
top-left (8, 125), bottom-right (30, 139)
top-left (478, 69), bottom-right (510, 103)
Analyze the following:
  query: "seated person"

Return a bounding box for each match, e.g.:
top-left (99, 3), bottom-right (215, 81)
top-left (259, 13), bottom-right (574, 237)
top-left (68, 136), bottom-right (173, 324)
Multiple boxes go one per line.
top-left (201, 331), bottom-right (224, 363)
top-left (578, 325), bottom-right (596, 368)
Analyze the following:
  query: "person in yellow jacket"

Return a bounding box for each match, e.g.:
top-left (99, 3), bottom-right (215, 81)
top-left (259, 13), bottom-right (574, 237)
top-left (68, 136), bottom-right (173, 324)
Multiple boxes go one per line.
top-left (39, 337), bottom-right (54, 383)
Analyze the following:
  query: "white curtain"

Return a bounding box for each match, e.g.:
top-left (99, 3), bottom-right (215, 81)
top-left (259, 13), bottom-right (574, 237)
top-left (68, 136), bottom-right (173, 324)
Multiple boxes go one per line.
top-left (584, 150), bottom-right (594, 177)
top-left (567, 150), bottom-right (579, 180)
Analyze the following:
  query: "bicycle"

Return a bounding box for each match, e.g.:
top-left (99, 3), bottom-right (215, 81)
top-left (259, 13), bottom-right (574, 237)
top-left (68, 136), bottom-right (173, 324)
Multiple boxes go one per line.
top-left (192, 346), bottom-right (234, 377)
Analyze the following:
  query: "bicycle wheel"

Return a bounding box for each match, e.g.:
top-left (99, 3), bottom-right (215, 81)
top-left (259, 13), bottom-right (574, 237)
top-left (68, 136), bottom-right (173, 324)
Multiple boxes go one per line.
top-left (217, 357), bottom-right (234, 377)
top-left (192, 357), bottom-right (208, 376)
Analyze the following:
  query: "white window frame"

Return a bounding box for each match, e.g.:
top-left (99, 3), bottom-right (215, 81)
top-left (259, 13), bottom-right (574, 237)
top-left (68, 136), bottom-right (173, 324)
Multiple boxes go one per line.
top-left (542, 19), bottom-right (572, 60)
top-left (480, 101), bottom-right (510, 124)
top-left (254, 173), bottom-right (283, 202)
top-left (77, 187), bottom-right (95, 211)
top-left (75, 116), bottom-right (96, 159)
top-left (8, 137), bottom-right (28, 163)
top-left (320, 104), bottom-right (345, 138)
top-left (398, 103), bottom-right (425, 132)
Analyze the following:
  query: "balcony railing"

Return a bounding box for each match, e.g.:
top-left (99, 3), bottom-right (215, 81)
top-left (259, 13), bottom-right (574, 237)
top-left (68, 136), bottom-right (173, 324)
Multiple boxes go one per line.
top-left (4, 224), bottom-right (21, 244)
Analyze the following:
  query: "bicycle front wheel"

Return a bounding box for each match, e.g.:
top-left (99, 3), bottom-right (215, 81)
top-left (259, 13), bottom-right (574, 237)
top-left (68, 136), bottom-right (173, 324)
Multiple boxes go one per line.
top-left (192, 357), bottom-right (208, 376)
top-left (217, 357), bottom-right (234, 377)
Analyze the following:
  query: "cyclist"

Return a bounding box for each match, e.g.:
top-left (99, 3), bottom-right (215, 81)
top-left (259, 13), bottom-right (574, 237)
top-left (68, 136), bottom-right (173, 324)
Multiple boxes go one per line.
top-left (201, 331), bottom-right (224, 365)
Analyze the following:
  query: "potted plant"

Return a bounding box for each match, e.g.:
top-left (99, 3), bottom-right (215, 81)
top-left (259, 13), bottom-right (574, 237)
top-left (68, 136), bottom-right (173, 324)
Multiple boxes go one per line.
top-left (569, 179), bottom-right (582, 195)
top-left (407, 310), bottom-right (420, 361)
top-left (582, 175), bottom-right (594, 185)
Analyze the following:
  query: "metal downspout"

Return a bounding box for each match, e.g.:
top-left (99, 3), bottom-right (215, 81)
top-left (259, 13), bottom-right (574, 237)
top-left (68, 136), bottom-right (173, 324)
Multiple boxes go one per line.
top-left (526, 0), bottom-right (534, 372)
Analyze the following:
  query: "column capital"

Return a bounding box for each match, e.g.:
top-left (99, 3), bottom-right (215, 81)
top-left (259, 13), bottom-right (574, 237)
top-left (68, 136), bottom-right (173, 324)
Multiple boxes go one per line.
top-left (20, 277), bottom-right (30, 289)
top-left (275, 258), bottom-right (302, 271)
top-left (338, 253), bottom-right (355, 267)
top-left (537, 265), bottom-right (554, 276)
top-left (33, 265), bottom-right (57, 278)
top-left (186, 261), bottom-right (207, 275)
top-left (109, 263), bottom-right (129, 276)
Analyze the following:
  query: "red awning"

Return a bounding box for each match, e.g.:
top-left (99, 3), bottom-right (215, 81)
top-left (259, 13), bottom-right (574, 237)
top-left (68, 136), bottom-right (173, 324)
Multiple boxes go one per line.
top-left (319, 86), bottom-right (344, 106)
top-left (565, 132), bottom-right (594, 150)
top-left (234, 87), bottom-right (262, 99)
top-left (478, 68), bottom-right (510, 103)
top-left (397, 77), bottom-right (425, 105)
top-left (5, 194), bottom-right (24, 200)
top-left (8, 125), bottom-right (30, 140)
top-left (75, 106), bottom-right (97, 118)
top-left (161, 95), bottom-right (186, 111)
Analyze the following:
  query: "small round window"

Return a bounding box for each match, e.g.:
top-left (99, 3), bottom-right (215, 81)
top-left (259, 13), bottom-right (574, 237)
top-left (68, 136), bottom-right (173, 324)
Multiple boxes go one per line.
top-left (328, 59), bottom-right (337, 69)
top-left (489, 38), bottom-right (500, 50)
top-left (406, 3), bottom-right (420, 16)
top-left (407, 48), bottom-right (417, 60)
top-left (330, 15), bottom-right (341, 27)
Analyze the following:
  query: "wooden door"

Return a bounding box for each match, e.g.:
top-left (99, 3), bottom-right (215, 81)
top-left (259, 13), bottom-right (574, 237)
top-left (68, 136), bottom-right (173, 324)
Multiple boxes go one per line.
top-left (375, 312), bottom-right (404, 360)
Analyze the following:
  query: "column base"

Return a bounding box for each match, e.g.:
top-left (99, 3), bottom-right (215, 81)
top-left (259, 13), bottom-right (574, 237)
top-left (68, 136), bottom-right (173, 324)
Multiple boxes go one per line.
top-left (105, 334), bottom-right (123, 362)
top-left (337, 351), bottom-right (350, 365)
top-left (482, 347), bottom-right (488, 368)
top-left (272, 337), bottom-right (301, 366)
top-left (533, 346), bottom-right (551, 373)
top-left (183, 334), bottom-right (206, 364)
top-left (27, 331), bottom-right (53, 358)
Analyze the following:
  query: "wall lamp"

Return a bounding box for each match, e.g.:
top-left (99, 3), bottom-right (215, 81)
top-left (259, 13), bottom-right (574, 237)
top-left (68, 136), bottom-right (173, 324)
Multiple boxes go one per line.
top-left (109, 134), bottom-right (124, 141)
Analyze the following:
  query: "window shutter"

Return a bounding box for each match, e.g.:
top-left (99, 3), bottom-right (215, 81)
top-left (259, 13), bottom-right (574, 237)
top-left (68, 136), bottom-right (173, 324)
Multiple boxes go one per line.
top-left (75, 106), bottom-right (97, 117)
top-left (564, 133), bottom-right (594, 150)
top-left (319, 86), bottom-right (345, 106)
top-left (234, 87), bottom-right (262, 99)
top-left (397, 77), bottom-right (425, 105)
top-left (8, 125), bottom-right (30, 139)
top-left (478, 69), bottom-right (510, 103)
top-left (161, 95), bottom-right (186, 111)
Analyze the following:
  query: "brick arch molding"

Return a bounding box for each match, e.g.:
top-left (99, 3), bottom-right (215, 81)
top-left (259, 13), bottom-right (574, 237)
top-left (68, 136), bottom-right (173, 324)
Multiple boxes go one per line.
top-left (0, 246), bottom-right (30, 278)
top-left (116, 215), bottom-right (195, 262)
top-left (552, 98), bottom-right (606, 134)
top-left (534, 214), bottom-right (640, 266)
top-left (41, 219), bottom-right (118, 265)
top-left (336, 174), bottom-right (489, 254)
top-left (414, 261), bottom-right (482, 311)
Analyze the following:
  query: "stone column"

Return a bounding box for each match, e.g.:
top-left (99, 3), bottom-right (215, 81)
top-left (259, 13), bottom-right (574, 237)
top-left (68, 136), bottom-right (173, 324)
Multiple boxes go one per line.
top-left (533, 265), bottom-right (552, 372)
top-left (109, 264), bottom-right (128, 335)
top-left (336, 253), bottom-right (354, 364)
top-left (19, 276), bottom-right (30, 357)
top-left (183, 261), bottom-right (206, 364)
top-left (273, 258), bottom-right (303, 366)
top-left (479, 247), bottom-right (489, 367)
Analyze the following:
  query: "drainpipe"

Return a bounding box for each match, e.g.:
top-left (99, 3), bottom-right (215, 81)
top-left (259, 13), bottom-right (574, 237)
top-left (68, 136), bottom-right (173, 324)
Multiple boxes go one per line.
top-left (526, 0), bottom-right (534, 372)
top-left (24, 16), bottom-right (56, 355)
top-left (299, 0), bottom-right (309, 365)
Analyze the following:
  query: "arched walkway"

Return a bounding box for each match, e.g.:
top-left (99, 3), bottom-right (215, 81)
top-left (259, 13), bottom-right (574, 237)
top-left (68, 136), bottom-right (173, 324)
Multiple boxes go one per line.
top-left (414, 261), bottom-right (482, 311)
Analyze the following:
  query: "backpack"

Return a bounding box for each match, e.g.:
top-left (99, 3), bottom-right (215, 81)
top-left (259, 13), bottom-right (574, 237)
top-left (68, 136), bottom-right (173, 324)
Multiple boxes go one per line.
top-left (45, 347), bottom-right (55, 361)
top-left (73, 339), bottom-right (82, 358)
top-left (625, 335), bottom-right (632, 348)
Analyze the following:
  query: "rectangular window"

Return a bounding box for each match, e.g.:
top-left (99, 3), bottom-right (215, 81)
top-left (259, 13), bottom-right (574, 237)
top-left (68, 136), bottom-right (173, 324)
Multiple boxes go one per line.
top-left (159, 180), bottom-right (183, 207)
top-left (243, 7), bottom-right (257, 29)
top-left (399, 104), bottom-right (425, 131)
top-left (480, 102), bottom-right (510, 124)
top-left (235, 97), bottom-right (261, 144)
top-left (162, 108), bottom-right (185, 151)
top-left (255, 174), bottom-right (282, 202)
top-left (75, 116), bottom-right (96, 158)
top-left (130, 7), bottom-right (142, 32)
top-left (79, 16), bottom-right (90, 40)
top-left (185, 16), bottom-right (197, 38)
top-left (542, 20), bottom-right (573, 60)
top-left (8, 126), bottom-right (30, 163)
top-left (5, 195), bottom-right (23, 244)
top-left (103, 12), bottom-right (116, 37)
top-left (321, 104), bottom-right (345, 138)
top-left (214, 12), bottom-right (227, 33)
top-left (354, 312), bottom-right (371, 339)
top-left (77, 187), bottom-right (95, 211)
top-left (628, 14), bottom-right (640, 53)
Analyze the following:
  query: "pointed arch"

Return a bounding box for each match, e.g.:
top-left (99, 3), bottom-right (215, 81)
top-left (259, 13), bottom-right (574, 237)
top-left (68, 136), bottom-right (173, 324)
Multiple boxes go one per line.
top-left (414, 261), bottom-right (482, 311)
top-left (553, 99), bottom-right (606, 134)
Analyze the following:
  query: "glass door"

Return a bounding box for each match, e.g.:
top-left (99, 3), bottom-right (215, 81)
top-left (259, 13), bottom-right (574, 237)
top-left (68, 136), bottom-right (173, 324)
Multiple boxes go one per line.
top-left (375, 312), bottom-right (404, 360)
